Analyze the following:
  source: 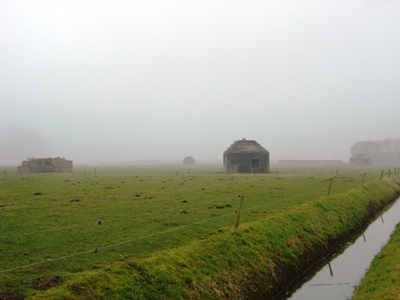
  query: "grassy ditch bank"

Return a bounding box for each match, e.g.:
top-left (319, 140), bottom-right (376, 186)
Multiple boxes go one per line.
top-left (29, 179), bottom-right (400, 299)
top-left (352, 222), bottom-right (400, 300)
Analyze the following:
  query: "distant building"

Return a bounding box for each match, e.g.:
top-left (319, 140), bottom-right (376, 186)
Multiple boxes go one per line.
top-left (349, 153), bottom-right (372, 165)
top-left (278, 160), bottom-right (342, 165)
top-left (223, 138), bottom-right (269, 173)
top-left (183, 156), bottom-right (195, 165)
top-left (18, 157), bottom-right (73, 173)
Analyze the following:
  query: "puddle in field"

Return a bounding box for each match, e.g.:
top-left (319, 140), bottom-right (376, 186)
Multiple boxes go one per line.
top-left (277, 197), bottom-right (400, 300)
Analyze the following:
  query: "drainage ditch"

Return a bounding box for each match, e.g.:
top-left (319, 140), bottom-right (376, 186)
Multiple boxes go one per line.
top-left (276, 197), bottom-right (400, 300)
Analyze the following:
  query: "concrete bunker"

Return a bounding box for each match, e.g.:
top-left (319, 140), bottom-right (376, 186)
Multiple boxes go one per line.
top-left (18, 157), bottom-right (73, 173)
top-left (349, 153), bottom-right (372, 165)
top-left (183, 156), bottom-right (195, 165)
top-left (223, 138), bottom-right (269, 173)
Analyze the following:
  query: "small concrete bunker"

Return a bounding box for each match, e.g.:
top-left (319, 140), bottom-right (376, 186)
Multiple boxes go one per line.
top-left (223, 138), bottom-right (269, 173)
top-left (349, 153), bottom-right (372, 165)
top-left (18, 157), bottom-right (73, 173)
top-left (182, 156), bottom-right (195, 165)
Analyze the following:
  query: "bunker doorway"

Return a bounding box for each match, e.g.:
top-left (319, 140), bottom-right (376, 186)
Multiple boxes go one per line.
top-left (252, 159), bottom-right (260, 168)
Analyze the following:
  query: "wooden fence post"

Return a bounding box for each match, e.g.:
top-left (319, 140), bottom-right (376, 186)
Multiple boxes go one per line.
top-left (235, 195), bottom-right (245, 228)
top-left (380, 170), bottom-right (384, 181)
top-left (327, 178), bottom-right (334, 195)
top-left (361, 173), bottom-right (366, 187)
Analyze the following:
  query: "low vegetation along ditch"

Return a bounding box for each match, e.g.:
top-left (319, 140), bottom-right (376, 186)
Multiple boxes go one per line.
top-left (352, 218), bottom-right (400, 299)
top-left (0, 166), bottom-right (399, 299)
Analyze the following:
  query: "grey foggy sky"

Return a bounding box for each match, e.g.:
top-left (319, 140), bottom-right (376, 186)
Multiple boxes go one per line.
top-left (1, 0), bottom-right (400, 165)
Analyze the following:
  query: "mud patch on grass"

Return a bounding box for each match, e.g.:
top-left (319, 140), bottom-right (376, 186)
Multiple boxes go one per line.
top-left (0, 290), bottom-right (26, 300)
top-left (273, 186), bottom-right (285, 190)
top-left (22, 275), bottom-right (62, 290)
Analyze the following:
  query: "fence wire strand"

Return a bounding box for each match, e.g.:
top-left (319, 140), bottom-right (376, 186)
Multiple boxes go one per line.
top-left (1, 187), bottom-right (329, 273)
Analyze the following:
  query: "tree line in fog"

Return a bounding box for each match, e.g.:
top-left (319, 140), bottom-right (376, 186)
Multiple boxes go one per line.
top-left (351, 138), bottom-right (400, 163)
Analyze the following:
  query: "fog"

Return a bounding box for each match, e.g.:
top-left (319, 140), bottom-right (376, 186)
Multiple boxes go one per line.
top-left (1, 1), bottom-right (399, 165)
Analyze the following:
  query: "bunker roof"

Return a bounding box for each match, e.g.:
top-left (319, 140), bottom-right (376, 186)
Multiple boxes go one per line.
top-left (26, 156), bottom-right (71, 161)
top-left (224, 138), bottom-right (268, 154)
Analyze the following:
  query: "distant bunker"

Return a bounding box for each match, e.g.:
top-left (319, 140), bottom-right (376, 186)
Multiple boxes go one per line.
top-left (183, 156), bottom-right (195, 165)
top-left (350, 153), bottom-right (372, 165)
top-left (224, 138), bottom-right (269, 173)
top-left (18, 157), bottom-right (73, 173)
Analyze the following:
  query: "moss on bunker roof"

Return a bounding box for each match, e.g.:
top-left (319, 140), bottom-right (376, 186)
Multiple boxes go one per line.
top-left (224, 138), bottom-right (268, 154)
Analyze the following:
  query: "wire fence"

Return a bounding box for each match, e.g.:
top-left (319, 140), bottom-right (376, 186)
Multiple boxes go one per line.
top-left (1, 168), bottom-right (398, 275)
top-left (0, 186), bottom-right (339, 274)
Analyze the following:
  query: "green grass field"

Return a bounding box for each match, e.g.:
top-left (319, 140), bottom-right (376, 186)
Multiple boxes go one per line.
top-left (0, 164), bottom-right (398, 298)
top-left (352, 222), bottom-right (400, 300)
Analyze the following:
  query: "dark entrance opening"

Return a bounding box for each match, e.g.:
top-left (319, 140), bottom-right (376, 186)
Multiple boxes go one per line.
top-left (252, 159), bottom-right (260, 168)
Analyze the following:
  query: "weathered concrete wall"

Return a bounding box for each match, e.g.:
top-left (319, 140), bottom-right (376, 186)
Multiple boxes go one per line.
top-left (224, 152), bottom-right (269, 173)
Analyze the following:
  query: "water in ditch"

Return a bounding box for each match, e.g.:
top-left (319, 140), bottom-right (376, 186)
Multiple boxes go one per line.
top-left (277, 197), bottom-right (400, 300)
